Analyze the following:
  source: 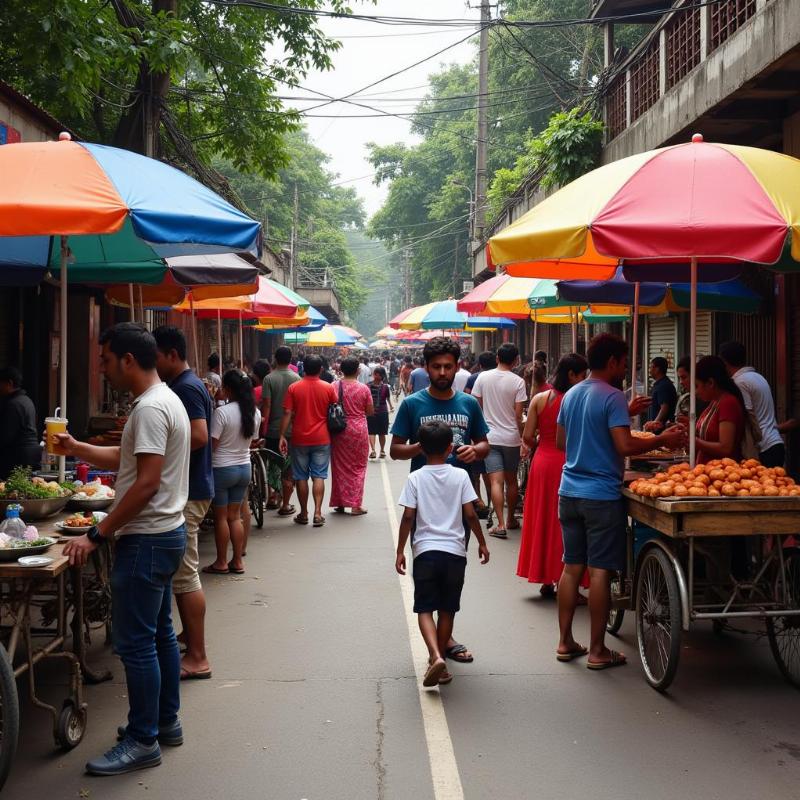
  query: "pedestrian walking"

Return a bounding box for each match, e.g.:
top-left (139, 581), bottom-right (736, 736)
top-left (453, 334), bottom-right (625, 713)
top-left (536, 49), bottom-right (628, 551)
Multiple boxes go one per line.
top-left (153, 327), bottom-right (213, 681)
top-left (396, 420), bottom-right (490, 687)
top-left (330, 357), bottom-right (374, 516)
top-left (59, 322), bottom-right (190, 775)
top-left (471, 343), bottom-right (527, 539)
top-left (368, 366), bottom-right (394, 459)
top-left (517, 353), bottom-right (588, 597)
top-left (452, 360), bottom-right (472, 393)
top-left (390, 336), bottom-right (490, 665)
top-left (407, 358), bottom-right (431, 393)
top-left (279, 354), bottom-right (338, 527)
top-left (399, 356), bottom-right (413, 396)
top-left (357, 357), bottom-right (372, 384)
top-left (555, 334), bottom-right (684, 669)
top-left (203, 370), bottom-right (261, 576)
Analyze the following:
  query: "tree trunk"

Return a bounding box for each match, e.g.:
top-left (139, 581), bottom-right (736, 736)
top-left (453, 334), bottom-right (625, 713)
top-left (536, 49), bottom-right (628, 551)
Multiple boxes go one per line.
top-left (111, 0), bottom-right (177, 157)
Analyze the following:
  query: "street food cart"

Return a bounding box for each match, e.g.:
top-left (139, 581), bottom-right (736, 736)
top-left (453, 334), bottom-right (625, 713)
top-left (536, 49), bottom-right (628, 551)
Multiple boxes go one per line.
top-left (610, 488), bottom-right (800, 692)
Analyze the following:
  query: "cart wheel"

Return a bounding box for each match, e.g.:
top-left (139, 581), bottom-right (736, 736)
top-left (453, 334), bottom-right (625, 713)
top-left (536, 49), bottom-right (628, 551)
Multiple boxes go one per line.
top-left (56, 702), bottom-right (87, 751)
top-left (636, 548), bottom-right (682, 692)
top-left (249, 459), bottom-right (265, 530)
top-left (607, 574), bottom-right (625, 635)
top-left (766, 549), bottom-right (800, 689)
top-left (0, 643), bottom-right (19, 791)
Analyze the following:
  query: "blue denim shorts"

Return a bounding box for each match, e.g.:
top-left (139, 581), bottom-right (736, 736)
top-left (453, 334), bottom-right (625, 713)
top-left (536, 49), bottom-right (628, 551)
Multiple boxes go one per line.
top-left (558, 496), bottom-right (626, 571)
top-left (290, 444), bottom-right (330, 481)
top-left (213, 463), bottom-right (251, 507)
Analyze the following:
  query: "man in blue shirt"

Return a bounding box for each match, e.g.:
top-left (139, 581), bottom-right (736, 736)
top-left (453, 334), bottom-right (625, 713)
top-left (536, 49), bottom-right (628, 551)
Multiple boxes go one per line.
top-left (154, 326), bottom-right (214, 681)
top-left (556, 334), bottom-right (684, 670)
top-left (407, 359), bottom-right (431, 394)
top-left (391, 336), bottom-right (490, 666)
top-left (643, 357), bottom-right (678, 432)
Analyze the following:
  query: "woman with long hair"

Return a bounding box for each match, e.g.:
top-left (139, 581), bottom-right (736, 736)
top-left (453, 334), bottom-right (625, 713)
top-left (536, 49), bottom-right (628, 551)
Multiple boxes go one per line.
top-left (694, 355), bottom-right (746, 463)
top-left (330, 357), bottom-right (374, 515)
top-left (203, 369), bottom-right (261, 576)
top-left (368, 366), bottom-right (393, 458)
top-left (517, 353), bottom-right (589, 597)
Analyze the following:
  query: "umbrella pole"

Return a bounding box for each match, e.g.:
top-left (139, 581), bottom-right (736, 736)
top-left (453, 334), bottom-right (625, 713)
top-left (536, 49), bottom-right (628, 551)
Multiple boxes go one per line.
top-left (571, 308), bottom-right (577, 353)
top-left (138, 285), bottom-right (145, 329)
top-left (689, 258), bottom-right (698, 466)
top-left (128, 283), bottom-right (135, 322)
top-left (238, 310), bottom-right (244, 366)
top-left (584, 320), bottom-right (590, 352)
top-left (217, 308), bottom-right (222, 364)
top-left (532, 319), bottom-right (538, 358)
top-left (58, 236), bottom-right (68, 483)
top-left (631, 282), bottom-right (640, 401)
top-left (189, 293), bottom-right (200, 375)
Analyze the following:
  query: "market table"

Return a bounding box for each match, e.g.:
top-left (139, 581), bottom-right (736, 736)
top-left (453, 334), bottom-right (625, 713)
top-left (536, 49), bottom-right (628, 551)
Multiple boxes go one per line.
top-left (610, 489), bottom-right (800, 692)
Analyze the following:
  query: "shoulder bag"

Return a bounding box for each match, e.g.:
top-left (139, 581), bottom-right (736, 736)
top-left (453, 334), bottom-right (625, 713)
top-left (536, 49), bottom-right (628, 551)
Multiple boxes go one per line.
top-left (327, 380), bottom-right (347, 435)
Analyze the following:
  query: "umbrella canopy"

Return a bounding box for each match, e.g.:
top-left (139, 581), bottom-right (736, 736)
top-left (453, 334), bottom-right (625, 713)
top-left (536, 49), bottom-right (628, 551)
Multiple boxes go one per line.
top-left (105, 252), bottom-right (261, 307)
top-left (465, 316), bottom-right (516, 331)
top-left (391, 299), bottom-right (519, 331)
top-left (389, 302), bottom-right (437, 330)
top-left (251, 306), bottom-right (326, 333)
top-left (0, 137), bottom-right (260, 284)
top-left (336, 324), bottom-right (363, 340)
top-left (375, 326), bottom-right (397, 338)
top-left (297, 325), bottom-right (358, 347)
top-left (175, 276), bottom-right (308, 319)
top-left (351, 341), bottom-right (369, 351)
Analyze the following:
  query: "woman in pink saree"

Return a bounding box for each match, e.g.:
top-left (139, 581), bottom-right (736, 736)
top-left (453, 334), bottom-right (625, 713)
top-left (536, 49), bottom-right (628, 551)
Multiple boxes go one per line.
top-left (330, 356), bottom-right (374, 515)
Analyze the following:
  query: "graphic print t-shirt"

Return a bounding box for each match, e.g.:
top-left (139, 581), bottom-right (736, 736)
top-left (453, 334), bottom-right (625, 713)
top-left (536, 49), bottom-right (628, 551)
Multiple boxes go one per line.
top-left (390, 389), bottom-right (489, 473)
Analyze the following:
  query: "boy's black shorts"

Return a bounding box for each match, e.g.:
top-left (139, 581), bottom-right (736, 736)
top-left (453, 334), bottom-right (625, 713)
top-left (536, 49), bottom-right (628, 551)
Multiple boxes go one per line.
top-left (412, 550), bottom-right (467, 613)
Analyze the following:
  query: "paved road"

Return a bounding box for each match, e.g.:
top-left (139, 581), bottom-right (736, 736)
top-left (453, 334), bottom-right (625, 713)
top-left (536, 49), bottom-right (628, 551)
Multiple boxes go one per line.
top-left (8, 455), bottom-right (800, 799)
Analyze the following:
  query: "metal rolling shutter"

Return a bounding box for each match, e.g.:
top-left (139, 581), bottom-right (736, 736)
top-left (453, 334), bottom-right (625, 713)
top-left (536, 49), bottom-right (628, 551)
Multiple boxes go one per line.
top-left (695, 311), bottom-right (713, 358)
top-left (647, 315), bottom-right (678, 384)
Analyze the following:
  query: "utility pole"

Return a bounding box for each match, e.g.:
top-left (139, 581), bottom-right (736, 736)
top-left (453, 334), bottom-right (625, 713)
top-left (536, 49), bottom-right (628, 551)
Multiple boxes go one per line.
top-left (473, 0), bottom-right (490, 243)
top-left (289, 182), bottom-right (299, 290)
top-left (452, 235), bottom-right (460, 297)
top-left (403, 248), bottom-right (412, 309)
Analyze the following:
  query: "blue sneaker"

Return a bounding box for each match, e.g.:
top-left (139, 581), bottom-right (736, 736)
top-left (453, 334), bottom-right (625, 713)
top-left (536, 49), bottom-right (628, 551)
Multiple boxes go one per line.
top-left (117, 718), bottom-right (184, 747)
top-left (86, 737), bottom-right (162, 776)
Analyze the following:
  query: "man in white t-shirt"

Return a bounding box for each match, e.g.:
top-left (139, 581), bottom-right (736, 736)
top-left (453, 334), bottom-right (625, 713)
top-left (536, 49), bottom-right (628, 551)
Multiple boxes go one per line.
top-left (471, 342), bottom-right (527, 538)
top-left (358, 358), bottom-right (372, 384)
top-left (58, 323), bottom-right (190, 776)
top-left (452, 361), bottom-right (472, 393)
top-left (720, 340), bottom-right (784, 467)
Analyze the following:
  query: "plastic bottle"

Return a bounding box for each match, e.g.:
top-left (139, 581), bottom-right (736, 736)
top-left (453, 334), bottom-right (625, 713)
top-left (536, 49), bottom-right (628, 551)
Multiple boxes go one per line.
top-left (0, 505), bottom-right (28, 540)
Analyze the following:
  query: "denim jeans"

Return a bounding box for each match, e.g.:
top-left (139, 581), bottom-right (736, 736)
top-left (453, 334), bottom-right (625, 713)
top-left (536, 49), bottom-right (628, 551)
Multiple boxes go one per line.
top-left (111, 527), bottom-right (186, 744)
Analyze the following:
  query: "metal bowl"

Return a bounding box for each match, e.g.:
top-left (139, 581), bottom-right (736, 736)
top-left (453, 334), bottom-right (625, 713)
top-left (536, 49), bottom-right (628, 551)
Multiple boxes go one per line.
top-left (0, 537), bottom-right (57, 562)
top-left (0, 496), bottom-right (71, 520)
top-left (66, 497), bottom-right (114, 512)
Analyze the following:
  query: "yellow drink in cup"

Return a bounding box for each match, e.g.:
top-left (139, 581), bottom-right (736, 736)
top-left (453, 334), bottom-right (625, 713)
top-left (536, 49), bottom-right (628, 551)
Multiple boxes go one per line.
top-left (45, 417), bottom-right (68, 456)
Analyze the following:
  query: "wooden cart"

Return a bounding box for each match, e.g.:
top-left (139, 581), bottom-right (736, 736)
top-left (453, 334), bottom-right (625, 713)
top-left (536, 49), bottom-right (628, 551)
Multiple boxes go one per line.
top-left (611, 490), bottom-right (800, 692)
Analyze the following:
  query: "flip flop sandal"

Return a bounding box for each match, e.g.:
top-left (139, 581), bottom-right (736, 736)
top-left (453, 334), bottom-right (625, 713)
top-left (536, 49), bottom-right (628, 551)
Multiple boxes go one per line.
top-left (201, 564), bottom-right (230, 575)
top-left (277, 506), bottom-right (296, 516)
top-left (488, 528), bottom-right (508, 539)
top-left (507, 519), bottom-right (521, 530)
top-left (445, 644), bottom-right (474, 663)
top-left (227, 562), bottom-right (245, 575)
top-left (380, 452), bottom-right (386, 458)
top-left (180, 668), bottom-right (213, 681)
top-left (422, 659), bottom-right (446, 687)
top-left (556, 645), bottom-right (588, 663)
top-left (587, 650), bottom-right (627, 670)
top-left (369, 452), bottom-right (377, 459)
top-left (333, 507), bottom-right (346, 514)
top-left (265, 501), bottom-right (280, 510)
top-left (294, 514), bottom-right (309, 525)
top-left (350, 509), bottom-right (368, 516)
top-left (313, 516), bottom-right (326, 527)
top-left (438, 670), bottom-right (453, 685)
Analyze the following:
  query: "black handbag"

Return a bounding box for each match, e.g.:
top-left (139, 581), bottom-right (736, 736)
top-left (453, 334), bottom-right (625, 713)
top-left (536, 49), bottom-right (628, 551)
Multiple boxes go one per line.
top-left (327, 380), bottom-right (347, 435)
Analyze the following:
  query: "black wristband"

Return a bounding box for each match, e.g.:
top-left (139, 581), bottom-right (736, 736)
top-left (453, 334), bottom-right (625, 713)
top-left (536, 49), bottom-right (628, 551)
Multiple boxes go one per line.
top-left (86, 525), bottom-right (104, 544)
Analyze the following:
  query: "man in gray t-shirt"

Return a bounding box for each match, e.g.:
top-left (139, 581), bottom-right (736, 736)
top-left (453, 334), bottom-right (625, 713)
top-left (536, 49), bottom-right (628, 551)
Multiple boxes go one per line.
top-left (59, 323), bottom-right (190, 776)
top-left (261, 346), bottom-right (300, 514)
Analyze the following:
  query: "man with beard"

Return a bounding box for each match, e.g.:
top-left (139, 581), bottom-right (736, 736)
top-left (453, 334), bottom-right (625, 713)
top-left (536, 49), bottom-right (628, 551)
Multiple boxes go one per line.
top-left (390, 336), bottom-right (490, 667)
top-left (555, 334), bottom-right (684, 671)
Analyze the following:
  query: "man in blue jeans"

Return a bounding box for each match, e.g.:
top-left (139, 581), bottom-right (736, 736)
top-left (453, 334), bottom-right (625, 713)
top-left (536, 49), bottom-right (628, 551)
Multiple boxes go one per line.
top-left (555, 334), bottom-right (685, 670)
top-left (59, 323), bottom-right (190, 775)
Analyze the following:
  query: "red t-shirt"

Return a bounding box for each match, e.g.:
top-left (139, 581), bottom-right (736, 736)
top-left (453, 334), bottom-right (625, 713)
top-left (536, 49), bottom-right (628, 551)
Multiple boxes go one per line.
top-left (696, 392), bottom-right (745, 464)
top-left (283, 376), bottom-right (338, 446)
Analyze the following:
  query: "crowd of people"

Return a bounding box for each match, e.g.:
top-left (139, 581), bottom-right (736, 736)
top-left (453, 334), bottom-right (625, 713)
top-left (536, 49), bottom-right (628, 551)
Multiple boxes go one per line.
top-left (6, 315), bottom-right (787, 773)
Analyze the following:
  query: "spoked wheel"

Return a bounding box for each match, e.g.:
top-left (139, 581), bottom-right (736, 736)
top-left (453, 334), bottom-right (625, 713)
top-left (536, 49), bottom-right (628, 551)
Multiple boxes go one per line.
top-left (636, 548), bottom-right (682, 691)
top-left (766, 548), bottom-right (800, 689)
top-left (607, 573), bottom-right (625, 635)
top-left (249, 457), bottom-right (266, 529)
top-left (0, 643), bottom-right (19, 791)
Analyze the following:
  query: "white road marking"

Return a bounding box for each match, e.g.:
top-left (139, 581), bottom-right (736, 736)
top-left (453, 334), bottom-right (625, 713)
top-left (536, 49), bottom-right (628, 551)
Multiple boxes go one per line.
top-left (380, 460), bottom-right (465, 800)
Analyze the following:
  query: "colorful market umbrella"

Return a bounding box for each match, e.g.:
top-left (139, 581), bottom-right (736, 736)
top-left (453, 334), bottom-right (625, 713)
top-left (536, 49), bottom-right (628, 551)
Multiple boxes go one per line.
top-left (457, 275), bottom-right (581, 319)
top-left (375, 326), bottom-right (397, 338)
top-left (298, 325), bottom-right (358, 347)
top-left (251, 306), bottom-right (327, 333)
top-left (489, 134), bottom-right (800, 462)
top-left (336, 324), bottom-right (363, 340)
top-left (0, 134), bottom-right (261, 480)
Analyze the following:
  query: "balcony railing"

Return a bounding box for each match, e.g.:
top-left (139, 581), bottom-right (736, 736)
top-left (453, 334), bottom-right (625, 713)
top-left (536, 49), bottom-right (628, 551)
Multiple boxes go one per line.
top-left (603, 0), bottom-right (765, 141)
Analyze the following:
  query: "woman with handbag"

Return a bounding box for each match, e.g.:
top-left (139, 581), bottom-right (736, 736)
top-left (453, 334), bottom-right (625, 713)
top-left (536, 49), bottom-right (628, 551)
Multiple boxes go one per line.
top-left (694, 355), bottom-right (747, 464)
top-left (330, 357), bottom-right (374, 516)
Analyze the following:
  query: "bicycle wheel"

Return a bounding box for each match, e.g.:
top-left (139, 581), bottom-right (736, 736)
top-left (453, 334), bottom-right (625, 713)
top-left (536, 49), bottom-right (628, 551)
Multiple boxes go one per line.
top-left (249, 457), bottom-right (266, 529)
top-left (636, 548), bottom-right (682, 691)
top-left (767, 548), bottom-right (800, 689)
top-left (0, 643), bottom-right (19, 791)
top-left (607, 573), bottom-right (625, 635)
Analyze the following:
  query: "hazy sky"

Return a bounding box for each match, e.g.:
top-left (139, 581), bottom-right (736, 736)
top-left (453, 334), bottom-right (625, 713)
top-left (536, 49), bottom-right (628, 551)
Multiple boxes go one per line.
top-left (284, 1), bottom-right (482, 218)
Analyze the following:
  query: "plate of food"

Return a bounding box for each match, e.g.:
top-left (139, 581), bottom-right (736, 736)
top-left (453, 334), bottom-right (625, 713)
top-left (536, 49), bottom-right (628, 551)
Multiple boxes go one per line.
top-left (0, 467), bottom-right (72, 519)
top-left (65, 480), bottom-right (115, 511)
top-left (55, 511), bottom-right (107, 535)
top-left (0, 536), bottom-right (58, 561)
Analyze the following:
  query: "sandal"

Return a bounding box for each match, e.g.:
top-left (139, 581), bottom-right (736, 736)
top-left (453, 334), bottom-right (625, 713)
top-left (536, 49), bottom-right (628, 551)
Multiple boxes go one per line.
top-left (422, 658), bottom-right (446, 687)
top-left (201, 564), bottom-right (229, 575)
top-left (265, 501), bottom-right (280, 510)
top-left (438, 670), bottom-right (453, 685)
top-left (277, 505), bottom-right (296, 517)
top-left (488, 527), bottom-right (507, 539)
top-left (380, 452), bottom-right (386, 458)
top-left (293, 514), bottom-right (309, 525)
top-left (587, 650), bottom-right (627, 670)
top-left (369, 452), bottom-right (377, 460)
top-left (227, 562), bottom-right (245, 575)
top-left (556, 645), bottom-right (588, 663)
top-left (507, 518), bottom-right (520, 530)
top-left (313, 515), bottom-right (325, 528)
top-left (445, 643), bottom-right (473, 663)
top-left (350, 508), bottom-right (368, 516)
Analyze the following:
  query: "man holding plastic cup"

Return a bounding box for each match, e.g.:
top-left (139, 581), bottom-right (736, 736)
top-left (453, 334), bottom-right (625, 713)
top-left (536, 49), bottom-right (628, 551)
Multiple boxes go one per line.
top-left (57, 322), bottom-right (190, 777)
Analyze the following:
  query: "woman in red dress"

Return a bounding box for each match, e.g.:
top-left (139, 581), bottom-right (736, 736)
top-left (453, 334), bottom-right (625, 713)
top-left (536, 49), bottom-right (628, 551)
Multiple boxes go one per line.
top-left (694, 355), bottom-right (746, 464)
top-left (517, 353), bottom-right (588, 596)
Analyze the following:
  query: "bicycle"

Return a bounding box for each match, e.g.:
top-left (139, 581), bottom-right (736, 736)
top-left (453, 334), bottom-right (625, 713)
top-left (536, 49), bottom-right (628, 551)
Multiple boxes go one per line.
top-left (249, 446), bottom-right (268, 529)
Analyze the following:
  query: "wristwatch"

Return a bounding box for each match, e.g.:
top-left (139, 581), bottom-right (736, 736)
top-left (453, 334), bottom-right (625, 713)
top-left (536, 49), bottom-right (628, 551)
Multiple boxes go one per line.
top-left (86, 525), bottom-right (105, 544)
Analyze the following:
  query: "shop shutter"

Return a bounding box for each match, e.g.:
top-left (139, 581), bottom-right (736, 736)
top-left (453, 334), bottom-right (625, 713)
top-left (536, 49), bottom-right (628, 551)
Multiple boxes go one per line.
top-left (647, 315), bottom-right (678, 384)
top-left (695, 311), bottom-right (713, 358)
top-left (559, 324), bottom-right (571, 358)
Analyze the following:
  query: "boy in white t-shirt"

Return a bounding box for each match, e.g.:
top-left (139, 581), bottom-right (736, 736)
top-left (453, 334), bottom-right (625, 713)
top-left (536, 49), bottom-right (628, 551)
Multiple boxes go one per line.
top-left (396, 420), bottom-right (490, 687)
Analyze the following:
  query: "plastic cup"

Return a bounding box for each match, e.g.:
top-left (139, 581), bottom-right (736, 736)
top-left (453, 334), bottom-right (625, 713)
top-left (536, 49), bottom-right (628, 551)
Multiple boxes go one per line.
top-left (45, 416), bottom-right (68, 456)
